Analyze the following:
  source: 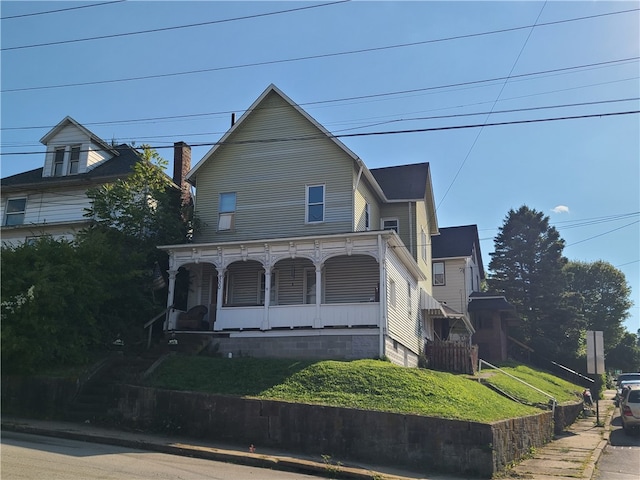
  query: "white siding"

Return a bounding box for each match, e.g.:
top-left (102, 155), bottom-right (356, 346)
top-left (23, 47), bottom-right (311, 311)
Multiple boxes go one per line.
top-left (193, 91), bottom-right (355, 243)
top-left (385, 249), bottom-right (421, 354)
top-left (432, 258), bottom-right (467, 313)
top-left (42, 124), bottom-right (110, 177)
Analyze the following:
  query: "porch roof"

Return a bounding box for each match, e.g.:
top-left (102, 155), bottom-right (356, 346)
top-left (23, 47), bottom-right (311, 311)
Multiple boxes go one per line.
top-left (158, 230), bottom-right (427, 281)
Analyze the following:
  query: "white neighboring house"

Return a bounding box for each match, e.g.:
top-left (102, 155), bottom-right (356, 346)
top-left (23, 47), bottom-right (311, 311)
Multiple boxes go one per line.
top-left (1, 117), bottom-right (192, 245)
top-left (158, 84), bottom-right (454, 368)
top-left (431, 225), bottom-right (517, 363)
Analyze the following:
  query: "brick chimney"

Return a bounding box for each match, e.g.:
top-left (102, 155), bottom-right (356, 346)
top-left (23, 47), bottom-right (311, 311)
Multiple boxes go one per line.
top-left (173, 141), bottom-right (192, 208)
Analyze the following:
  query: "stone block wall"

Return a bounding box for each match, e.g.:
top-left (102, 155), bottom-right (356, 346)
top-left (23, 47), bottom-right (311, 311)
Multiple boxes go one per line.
top-left (116, 385), bottom-right (555, 477)
top-left (1, 376), bottom-right (78, 419)
top-left (207, 333), bottom-right (379, 361)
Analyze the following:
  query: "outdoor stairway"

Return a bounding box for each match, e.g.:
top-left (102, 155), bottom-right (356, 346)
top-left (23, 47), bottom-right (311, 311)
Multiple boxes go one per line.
top-left (64, 334), bottom-right (212, 425)
top-left (64, 354), bottom-right (159, 425)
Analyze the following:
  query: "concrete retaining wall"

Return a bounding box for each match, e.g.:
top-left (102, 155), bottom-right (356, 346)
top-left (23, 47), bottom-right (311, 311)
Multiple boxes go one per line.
top-left (206, 334), bottom-right (379, 361)
top-left (116, 384), bottom-right (554, 476)
top-left (1, 376), bottom-right (78, 419)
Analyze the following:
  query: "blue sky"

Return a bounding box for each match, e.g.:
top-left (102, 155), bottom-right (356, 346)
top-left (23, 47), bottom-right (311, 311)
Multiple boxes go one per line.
top-left (1, 1), bottom-right (639, 335)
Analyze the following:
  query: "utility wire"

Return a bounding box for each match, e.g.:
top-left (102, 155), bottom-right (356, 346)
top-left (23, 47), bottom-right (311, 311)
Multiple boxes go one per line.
top-left (436, 1), bottom-right (548, 210)
top-left (0, 1), bottom-right (125, 20)
top-left (1, 25), bottom-right (637, 91)
top-left (1, 110), bottom-right (638, 157)
top-left (1, 1), bottom-right (350, 51)
top-left (565, 220), bottom-right (639, 247)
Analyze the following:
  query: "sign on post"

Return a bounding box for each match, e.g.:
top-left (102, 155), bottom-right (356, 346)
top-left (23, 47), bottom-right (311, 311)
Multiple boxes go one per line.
top-left (586, 330), bottom-right (604, 425)
top-left (586, 330), bottom-right (605, 375)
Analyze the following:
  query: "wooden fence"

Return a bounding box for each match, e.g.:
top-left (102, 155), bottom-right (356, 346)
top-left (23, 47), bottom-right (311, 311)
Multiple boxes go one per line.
top-left (426, 340), bottom-right (478, 374)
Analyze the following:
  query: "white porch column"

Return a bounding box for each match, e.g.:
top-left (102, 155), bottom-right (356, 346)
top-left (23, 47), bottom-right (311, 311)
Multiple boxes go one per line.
top-left (166, 269), bottom-right (178, 330)
top-left (378, 235), bottom-right (387, 359)
top-left (313, 262), bottom-right (322, 328)
top-left (214, 268), bottom-right (226, 331)
top-left (261, 266), bottom-right (271, 331)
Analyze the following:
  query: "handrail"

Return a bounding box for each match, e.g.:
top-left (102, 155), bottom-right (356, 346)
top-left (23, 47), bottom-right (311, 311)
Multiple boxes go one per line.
top-left (551, 361), bottom-right (595, 383)
top-left (479, 359), bottom-right (557, 418)
top-left (145, 308), bottom-right (169, 349)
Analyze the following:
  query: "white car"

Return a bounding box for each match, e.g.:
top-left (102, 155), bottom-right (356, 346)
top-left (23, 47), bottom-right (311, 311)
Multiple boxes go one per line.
top-left (620, 385), bottom-right (640, 435)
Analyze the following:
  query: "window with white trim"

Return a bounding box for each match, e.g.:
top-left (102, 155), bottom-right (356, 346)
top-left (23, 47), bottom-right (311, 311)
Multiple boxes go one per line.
top-left (218, 192), bottom-right (236, 231)
top-left (433, 262), bottom-right (445, 286)
top-left (382, 218), bottom-right (399, 233)
top-left (304, 267), bottom-right (316, 304)
top-left (68, 145), bottom-right (81, 174)
top-left (389, 279), bottom-right (396, 307)
top-left (306, 184), bottom-right (324, 223)
top-left (4, 198), bottom-right (26, 226)
top-left (407, 281), bottom-right (412, 317)
top-left (364, 203), bottom-right (370, 231)
top-left (53, 148), bottom-right (65, 176)
top-left (258, 270), bottom-right (278, 305)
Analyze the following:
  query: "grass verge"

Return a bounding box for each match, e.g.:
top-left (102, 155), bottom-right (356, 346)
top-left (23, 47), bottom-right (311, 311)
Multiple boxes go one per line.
top-left (146, 356), bottom-right (543, 422)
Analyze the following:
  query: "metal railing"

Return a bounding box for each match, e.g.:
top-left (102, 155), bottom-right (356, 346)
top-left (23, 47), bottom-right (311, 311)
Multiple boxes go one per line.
top-left (144, 308), bottom-right (168, 349)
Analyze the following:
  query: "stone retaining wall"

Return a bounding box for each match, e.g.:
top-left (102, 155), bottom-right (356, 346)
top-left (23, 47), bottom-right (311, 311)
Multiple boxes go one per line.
top-left (116, 384), bottom-right (554, 477)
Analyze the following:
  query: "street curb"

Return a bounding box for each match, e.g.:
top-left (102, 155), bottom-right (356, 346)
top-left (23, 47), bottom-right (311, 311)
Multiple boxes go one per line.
top-left (1, 421), bottom-right (413, 480)
top-left (586, 401), bottom-right (616, 480)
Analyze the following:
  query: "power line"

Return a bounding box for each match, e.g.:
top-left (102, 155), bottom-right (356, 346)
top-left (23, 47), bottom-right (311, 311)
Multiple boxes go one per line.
top-left (0, 1), bottom-right (125, 20)
top-left (2, 21), bottom-right (637, 92)
top-left (566, 220), bottom-right (639, 247)
top-left (1, 1), bottom-right (350, 51)
top-left (5, 97), bottom-right (636, 149)
top-left (1, 110), bottom-right (638, 157)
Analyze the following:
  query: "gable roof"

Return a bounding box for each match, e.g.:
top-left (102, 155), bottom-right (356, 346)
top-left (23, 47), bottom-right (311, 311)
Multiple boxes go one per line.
top-left (40, 116), bottom-right (117, 154)
top-left (1, 144), bottom-right (141, 192)
top-left (370, 163), bottom-right (428, 200)
top-left (186, 84), bottom-right (390, 197)
top-left (431, 225), bottom-right (484, 278)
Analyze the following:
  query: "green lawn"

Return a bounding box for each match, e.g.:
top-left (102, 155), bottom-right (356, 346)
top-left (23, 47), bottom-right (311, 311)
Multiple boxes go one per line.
top-left (480, 364), bottom-right (583, 406)
top-left (147, 356), bottom-right (556, 422)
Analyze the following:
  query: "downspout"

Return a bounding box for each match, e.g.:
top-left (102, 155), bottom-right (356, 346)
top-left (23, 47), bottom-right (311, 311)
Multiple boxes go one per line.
top-left (408, 202), bottom-right (414, 257)
top-left (378, 234), bottom-right (387, 359)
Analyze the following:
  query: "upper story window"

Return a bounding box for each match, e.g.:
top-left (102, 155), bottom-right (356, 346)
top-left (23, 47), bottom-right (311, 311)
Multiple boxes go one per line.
top-left (69, 146), bottom-right (81, 174)
top-left (364, 203), bottom-right (371, 231)
top-left (218, 192), bottom-right (236, 231)
top-left (306, 184), bottom-right (324, 223)
top-left (52, 145), bottom-right (82, 176)
top-left (382, 218), bottom-right (399, 233)
top-left (53, 148), bottom-right (65, 176)
top-left (389, 279), bottom-right (396, 307)
top-left (5, 198), bottom-right (27, 226)
top-left (433, 261), bottom-right (445, 286)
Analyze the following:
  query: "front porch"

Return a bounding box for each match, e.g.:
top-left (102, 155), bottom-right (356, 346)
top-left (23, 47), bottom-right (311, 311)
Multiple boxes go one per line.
top-left (167, 302), bottom-right (380, 331)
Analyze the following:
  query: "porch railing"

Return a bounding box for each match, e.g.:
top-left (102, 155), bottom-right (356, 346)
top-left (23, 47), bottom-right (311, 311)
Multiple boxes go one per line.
top-left (144, 308), bottom-right (169, 349)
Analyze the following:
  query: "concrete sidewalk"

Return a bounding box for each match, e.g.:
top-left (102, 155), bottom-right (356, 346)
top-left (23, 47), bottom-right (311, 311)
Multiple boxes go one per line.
top-left (504, 390), bottom-right (616, 479)
top-left (1, 392), bottom-right (616, 480)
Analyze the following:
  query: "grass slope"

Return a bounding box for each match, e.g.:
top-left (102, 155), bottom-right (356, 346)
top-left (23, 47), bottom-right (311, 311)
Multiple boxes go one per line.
top-left (480, 364), bottom-right (583, 406)
top-left (147, 357), bottom-right (544, 422)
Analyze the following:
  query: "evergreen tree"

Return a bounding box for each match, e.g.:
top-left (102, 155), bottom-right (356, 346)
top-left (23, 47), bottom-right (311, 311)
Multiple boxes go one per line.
top-left (487, 206), bottom-right (578, 360)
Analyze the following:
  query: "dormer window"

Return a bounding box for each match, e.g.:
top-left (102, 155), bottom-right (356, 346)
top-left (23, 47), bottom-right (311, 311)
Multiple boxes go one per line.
top-left (53, 148), bottom-right (65, 176)
top-left (51, 145), bottom-right (82, 176)
top-left (69, 146), bottom-right (80, 174)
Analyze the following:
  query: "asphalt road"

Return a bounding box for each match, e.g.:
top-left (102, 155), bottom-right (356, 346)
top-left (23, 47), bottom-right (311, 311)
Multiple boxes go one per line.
top-left (595, 413), bottom-right (640, 480)
top-left (1, 431), bottom-right (323, 480)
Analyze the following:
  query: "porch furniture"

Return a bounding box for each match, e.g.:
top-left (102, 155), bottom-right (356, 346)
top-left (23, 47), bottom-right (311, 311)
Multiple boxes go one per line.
top-left (176, 305), bottom-right (209, 330)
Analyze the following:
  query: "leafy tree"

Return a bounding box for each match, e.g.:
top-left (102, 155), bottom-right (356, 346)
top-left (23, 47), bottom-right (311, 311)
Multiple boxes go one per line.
top-left (487, 206), bottom-right (580, 360)
top-left (1, 237), bottom-right (104, 373)
top-left (564, 260), bottom-right (632, 352)
top-left (2, 146), bottom-right (191, 374)
top-left (85, 145), bottom-right (190, 248)
top-left (606, 332), bottom-right (640, 372)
